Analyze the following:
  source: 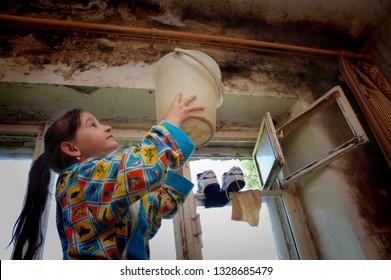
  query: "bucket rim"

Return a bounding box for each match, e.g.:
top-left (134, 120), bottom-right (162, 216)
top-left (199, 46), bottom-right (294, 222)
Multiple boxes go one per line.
top-left (174, 48), bottom-right (224, 108)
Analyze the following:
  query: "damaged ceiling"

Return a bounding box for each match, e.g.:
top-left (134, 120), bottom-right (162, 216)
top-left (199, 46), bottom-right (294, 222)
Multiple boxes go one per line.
top-left (1, 0), bottom-right (389, 46)
top-left (0, 0), bottom-right (391, 134)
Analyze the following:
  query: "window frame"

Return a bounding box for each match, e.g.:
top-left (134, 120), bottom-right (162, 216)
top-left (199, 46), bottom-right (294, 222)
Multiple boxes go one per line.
top-left (249, 85), bottom-right (369, 260)
top-left (252, 112), bottom-right (285, 190)
top-left (253, 86), bottom-right (369, 189)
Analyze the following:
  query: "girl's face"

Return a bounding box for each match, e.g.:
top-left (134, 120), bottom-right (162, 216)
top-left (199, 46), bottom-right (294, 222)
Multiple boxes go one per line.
top-left (73, 112), bottom-right (119, 161)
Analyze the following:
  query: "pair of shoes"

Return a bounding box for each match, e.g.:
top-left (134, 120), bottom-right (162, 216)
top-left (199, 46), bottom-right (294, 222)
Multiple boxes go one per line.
top-left (197, 166), bottom-right (245, 193)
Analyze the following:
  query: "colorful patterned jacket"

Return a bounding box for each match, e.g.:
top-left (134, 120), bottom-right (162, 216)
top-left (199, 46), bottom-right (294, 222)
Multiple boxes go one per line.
top-left (125, 171), bottom-right (192, 259)
top-left (55, 122), bottom-right (194, 259)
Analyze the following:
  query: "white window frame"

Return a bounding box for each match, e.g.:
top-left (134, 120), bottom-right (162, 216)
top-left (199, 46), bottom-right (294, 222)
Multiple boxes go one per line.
top-left (252, 112), bottom-right (285, 190)
top-left (252, 85), bottom-right (369, 189)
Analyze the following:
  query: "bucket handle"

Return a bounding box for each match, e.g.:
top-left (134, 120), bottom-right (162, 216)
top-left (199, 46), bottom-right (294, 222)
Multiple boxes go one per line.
top-left (174, 48), bottom-right (224, 107)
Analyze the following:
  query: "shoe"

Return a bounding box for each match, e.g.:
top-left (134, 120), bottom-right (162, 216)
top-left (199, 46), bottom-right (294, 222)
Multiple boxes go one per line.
top-left (197, 170), bottom-right (220, 193)
top-left (222, 166), bottom-right (245, 192)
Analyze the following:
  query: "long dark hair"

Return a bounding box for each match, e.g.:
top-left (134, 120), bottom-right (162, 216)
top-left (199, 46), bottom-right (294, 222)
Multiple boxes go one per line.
top-left (10, 109), bottom-right (83, 259)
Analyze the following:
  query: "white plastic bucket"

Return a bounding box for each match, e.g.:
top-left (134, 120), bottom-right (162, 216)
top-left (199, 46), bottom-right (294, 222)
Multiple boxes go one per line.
top-left (153, 48), bottom-right (224, 147)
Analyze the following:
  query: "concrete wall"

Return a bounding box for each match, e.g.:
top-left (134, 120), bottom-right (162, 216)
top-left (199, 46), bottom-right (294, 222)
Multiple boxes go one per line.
top-left (158, 0), bottom-right (391, 39)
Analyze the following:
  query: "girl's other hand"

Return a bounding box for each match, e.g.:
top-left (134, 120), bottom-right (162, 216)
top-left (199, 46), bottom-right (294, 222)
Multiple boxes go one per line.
top-left (162, 92), bottom-right (205, 128)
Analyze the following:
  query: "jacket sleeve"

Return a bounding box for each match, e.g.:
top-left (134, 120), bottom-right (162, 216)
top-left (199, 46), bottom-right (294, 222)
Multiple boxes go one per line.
top-left (78, 122), bottom-right (194, 224)
top-left (114, 122), bottom-right (193, 202)
top-left (144, 171), bottom-right (194, 239)
top-left (123, 171), bottom-right (194, 259)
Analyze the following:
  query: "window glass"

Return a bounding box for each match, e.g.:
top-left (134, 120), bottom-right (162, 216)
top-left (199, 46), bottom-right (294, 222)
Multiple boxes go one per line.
top-left (149, 219), bottom-right (176, 260)
top-left (189, 159), bottom-right (279, 259)
top-left (0, 158), bottom-right (62, 260)
top-left (197, 201), bottom-right (278, 259)
top-left (42, 173), bottom-right (62, 260)
top-left (0, 158), bottom-right (31, 260)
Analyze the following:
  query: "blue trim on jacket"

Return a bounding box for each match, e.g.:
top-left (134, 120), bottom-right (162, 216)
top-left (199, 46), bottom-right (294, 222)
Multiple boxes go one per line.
top-left (161, 121), bottom-right (194, 162)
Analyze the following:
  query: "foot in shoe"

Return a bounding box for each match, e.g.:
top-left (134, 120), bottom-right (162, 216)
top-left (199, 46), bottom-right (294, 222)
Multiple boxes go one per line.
top-left (197, 170), bottom-right (221, 193)
top-left (222, 166), bottom-right (245, 192)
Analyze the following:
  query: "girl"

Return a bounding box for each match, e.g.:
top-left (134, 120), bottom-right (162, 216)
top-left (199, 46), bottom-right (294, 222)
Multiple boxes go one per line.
top-left (10, 93), bottom-right (204, 260)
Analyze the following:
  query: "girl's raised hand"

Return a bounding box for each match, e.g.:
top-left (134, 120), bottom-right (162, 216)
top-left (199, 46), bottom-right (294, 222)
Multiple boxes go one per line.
top-left (162, 92), bottom-right (205, 128)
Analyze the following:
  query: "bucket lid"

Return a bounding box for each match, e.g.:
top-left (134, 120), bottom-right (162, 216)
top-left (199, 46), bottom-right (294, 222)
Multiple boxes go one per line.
top-left (174, 48), bottom-right (224, 107)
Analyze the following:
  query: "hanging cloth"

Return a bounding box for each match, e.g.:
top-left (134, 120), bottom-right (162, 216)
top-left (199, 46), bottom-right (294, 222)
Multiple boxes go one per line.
top-left (231, 190), bottom-right (262, 227)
